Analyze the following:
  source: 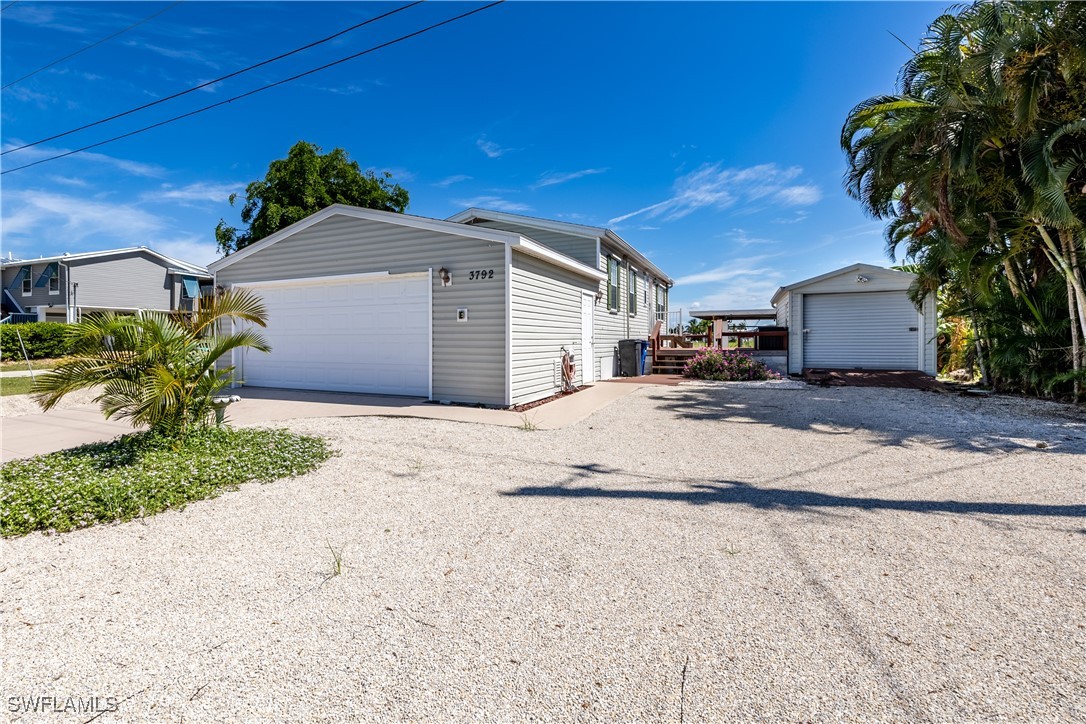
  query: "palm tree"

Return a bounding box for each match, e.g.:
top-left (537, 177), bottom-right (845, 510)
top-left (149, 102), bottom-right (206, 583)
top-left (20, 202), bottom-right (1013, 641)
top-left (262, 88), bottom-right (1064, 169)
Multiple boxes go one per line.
top-left (33, 289), bottom-right (270, 436)
top-left (841, 0), bottom-right (1085, 398)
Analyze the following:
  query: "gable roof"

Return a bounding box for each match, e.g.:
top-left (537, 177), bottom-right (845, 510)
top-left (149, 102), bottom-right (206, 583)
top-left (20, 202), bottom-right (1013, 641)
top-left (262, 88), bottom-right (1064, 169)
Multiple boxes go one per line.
top-left (770, 263), bottom-right (916, 305)
top-left (207, 205), bottom-right (605, 282)
top-left (446, 208), bottom-right (673, 285)
top-left (1, 247), bottom-right (210, 276)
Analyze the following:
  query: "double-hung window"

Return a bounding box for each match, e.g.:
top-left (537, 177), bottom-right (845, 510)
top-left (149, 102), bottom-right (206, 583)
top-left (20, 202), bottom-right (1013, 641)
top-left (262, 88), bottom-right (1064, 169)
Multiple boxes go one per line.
top-left (20, 267), bottom-right (32, 296)
top-left (627, 268), bottom-right (638, 315)
top-left (655, 284), bottom-right (667, 315)
top-left (607, 257), bottom-right (620, 311)
top-left (48, 267), bottom-right (59, 294)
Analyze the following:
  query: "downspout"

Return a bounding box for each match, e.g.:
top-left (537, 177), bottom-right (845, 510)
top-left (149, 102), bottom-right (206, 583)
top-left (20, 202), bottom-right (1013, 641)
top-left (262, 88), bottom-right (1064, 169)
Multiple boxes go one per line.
top-left (58, 261), bottom-right (71, 322)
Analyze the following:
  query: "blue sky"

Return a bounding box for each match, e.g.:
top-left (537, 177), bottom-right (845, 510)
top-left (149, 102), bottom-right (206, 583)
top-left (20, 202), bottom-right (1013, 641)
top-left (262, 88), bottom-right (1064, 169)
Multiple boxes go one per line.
top-left (1, 1), bottom-right (942, 312)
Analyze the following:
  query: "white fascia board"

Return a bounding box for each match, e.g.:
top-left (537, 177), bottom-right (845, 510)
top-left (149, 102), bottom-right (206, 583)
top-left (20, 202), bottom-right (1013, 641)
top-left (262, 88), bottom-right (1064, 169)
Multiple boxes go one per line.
top-left (447, 208), bottom-right (604, 240)
top-left (511, 238), bottom-right (607, 281)
top-left (448, 208), bottom-right (674, 285)
top-left (602, 231), bottom-right (672, 286)
top-left (780, 263), bottom-right (916, 294)
top-left (1, 247), bottom-right (209, 275)
top-left (209, 204), bottom-right (523, 273)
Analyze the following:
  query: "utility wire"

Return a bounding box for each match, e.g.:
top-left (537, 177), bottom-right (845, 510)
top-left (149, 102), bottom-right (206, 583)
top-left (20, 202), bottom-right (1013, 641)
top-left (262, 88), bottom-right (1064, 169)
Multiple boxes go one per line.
top-left (1, 2), bottom-right (19, 12)
top-left (2, 1), bottom-right (425, 156)
top-left (1, 1), bottom-right (505, 176)
top-left (2, 1), bottom-right (182, 89)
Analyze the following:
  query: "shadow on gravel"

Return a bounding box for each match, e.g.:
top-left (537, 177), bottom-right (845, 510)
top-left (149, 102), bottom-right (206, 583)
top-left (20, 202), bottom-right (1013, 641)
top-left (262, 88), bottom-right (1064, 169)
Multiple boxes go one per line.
top-left (502, 480), bottom-right (1086, 519)
top-left (650, 385), bottom-right (1086, 454)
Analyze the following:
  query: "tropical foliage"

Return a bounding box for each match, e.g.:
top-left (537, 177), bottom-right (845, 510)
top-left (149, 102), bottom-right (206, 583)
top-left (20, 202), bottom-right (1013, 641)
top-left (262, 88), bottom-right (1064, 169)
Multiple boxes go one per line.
top-left (683, 349), bottom-right (781, 382)
top-left (215, 140), bottom-right (411, 254)
top-left (0, 427), bottom-right (332, 537)
top-left (842, 0), bottom-right (1086, 399)
top-left (32, 289), bottom-right (270, 436)
top-left (0, 322), bottom-right (73, 361)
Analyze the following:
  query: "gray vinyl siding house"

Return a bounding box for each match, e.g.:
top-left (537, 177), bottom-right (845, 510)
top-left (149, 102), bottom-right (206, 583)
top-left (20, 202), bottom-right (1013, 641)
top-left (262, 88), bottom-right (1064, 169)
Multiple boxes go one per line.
top-left (209, 205), bottom-right (672, 407)
top-left (0, 248), bottom-right (210, 322)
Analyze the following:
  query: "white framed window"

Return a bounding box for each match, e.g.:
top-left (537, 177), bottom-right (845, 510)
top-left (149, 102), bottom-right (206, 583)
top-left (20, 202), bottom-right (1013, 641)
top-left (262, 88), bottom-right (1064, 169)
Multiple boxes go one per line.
top-left (628, 267), bottom-right (638, 316)
top-left (21, 267), bottom-right (32, 296)
top-left (655, 284), bottom-right (667, 315)
top-left (607, 257), bottom-right (620, 311)
top-left (48, 266), bottom-right (60, 295)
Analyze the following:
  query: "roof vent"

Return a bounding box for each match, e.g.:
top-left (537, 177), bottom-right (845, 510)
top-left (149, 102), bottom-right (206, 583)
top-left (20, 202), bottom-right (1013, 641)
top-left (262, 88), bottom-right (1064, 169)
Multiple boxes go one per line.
top-left (856, 275), bottom-right (869, 283)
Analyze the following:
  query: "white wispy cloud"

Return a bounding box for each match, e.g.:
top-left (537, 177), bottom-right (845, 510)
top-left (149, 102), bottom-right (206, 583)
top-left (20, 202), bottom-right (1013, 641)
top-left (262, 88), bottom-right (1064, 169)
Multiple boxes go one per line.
top-left (1, 190), bottom-right (221, 266)
top-left (434, 174), bottom-right (472, 187)
top-left (2, 190), bottom-right (167, 244)
top-left (48, 175), bottom-right (89, 188)
top-left (530, 168), bottom-right (607, 190)
top-left (671, 253), bottom-right (786, 309)
top-left (141, 182), bottom-right (241, 204)
top-left (453, 195), bottom-right (531, 213)
top-left (153, 235), bottom-right (221, 266)
top-left (476, 135), bottom-right (515, 159)
top-left (608, 163), bottom-right (822, 226)
top-left (1, 142), bottom-right (166, 177)
top-left (124, 40), bottom-right (222, 69)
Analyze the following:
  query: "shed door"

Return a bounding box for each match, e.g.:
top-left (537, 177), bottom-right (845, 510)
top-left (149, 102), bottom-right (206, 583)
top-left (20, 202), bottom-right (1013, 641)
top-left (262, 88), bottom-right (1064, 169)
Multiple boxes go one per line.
top-left (802, 291), bottom-right (918, 370)
top-left (238, 273), bottom-right (430, 396)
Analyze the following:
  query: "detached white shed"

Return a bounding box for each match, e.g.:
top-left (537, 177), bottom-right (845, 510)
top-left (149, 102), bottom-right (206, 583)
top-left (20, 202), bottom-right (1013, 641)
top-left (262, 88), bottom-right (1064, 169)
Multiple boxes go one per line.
top-left (771, 263), bottom-right (937, 375)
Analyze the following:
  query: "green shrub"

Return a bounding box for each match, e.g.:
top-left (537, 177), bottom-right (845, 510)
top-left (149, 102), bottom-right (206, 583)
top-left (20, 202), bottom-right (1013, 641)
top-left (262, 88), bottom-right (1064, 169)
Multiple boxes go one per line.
top-left (0, 322), bottom-right (73, 361)
top-left (683, 348), bottom-right (781, 381)
top-left (0, 427), bottom-right (333, 537)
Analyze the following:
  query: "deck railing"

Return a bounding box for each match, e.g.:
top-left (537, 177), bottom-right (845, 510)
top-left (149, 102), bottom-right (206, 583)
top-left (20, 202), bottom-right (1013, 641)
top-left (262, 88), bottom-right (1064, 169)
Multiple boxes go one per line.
top-left (0, 313), bottom-right (39, 325)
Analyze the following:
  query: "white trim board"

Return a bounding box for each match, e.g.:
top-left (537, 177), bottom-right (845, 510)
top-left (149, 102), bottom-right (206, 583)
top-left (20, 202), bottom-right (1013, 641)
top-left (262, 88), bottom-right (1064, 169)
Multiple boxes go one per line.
top-left (226, 271), bottom-right (404, 289)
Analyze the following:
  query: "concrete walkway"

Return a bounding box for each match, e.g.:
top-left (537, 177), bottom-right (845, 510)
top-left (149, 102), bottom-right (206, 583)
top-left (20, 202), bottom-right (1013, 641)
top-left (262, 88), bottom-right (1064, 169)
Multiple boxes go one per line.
top-left (1, 383), bottom-right (646, 461)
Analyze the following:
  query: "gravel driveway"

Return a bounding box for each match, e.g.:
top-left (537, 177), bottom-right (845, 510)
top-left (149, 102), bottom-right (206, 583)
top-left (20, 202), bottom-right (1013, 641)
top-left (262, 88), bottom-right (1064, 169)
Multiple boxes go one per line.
top-left (2, 383), bottom-right (1083, 721)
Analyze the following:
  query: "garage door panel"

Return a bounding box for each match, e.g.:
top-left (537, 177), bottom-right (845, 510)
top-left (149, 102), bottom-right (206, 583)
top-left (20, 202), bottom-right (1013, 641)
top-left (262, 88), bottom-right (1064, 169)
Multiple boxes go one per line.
top-left (240, 274), bottom-right (429, 396)
top-left (803, 291), bottom-right (918, 370)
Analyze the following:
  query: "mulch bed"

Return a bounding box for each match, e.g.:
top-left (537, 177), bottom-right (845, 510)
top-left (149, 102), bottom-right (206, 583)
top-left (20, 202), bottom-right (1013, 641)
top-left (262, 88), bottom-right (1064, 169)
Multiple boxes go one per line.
top-left (510, 386), bottom-right (585, 413)
top-left (802, 368), bottom-right (946, 391)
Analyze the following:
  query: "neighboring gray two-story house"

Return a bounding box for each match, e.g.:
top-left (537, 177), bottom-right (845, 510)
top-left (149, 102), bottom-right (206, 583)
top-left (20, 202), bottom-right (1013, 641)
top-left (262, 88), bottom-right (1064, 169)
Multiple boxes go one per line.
top-left (208, 205), bottom-right (672, 407)
top-left (1, 247), bottom-right (212, 323)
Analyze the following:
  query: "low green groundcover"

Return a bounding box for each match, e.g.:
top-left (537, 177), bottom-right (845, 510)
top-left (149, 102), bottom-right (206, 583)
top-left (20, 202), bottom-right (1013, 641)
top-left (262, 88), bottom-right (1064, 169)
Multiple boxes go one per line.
top-left (1, 427), bottom-right (333, 537)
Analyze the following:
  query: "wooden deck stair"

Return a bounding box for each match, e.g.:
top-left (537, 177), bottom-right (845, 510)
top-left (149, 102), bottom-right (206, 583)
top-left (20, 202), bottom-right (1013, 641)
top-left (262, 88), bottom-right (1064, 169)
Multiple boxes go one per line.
top-left (651, 347), bottom-right (698, 374)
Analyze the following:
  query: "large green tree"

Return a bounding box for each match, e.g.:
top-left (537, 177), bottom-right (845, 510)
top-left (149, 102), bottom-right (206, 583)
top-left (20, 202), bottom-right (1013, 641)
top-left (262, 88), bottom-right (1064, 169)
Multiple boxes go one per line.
top-left (215, 140), bottom-right (410, 255)
top-left (841, 0), bottom-right (1085, 398)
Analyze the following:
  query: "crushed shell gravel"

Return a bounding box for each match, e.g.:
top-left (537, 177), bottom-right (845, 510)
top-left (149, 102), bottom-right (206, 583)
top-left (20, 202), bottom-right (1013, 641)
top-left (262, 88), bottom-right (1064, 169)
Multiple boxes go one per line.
top-left (1, 384), bottom-right (1083, 721)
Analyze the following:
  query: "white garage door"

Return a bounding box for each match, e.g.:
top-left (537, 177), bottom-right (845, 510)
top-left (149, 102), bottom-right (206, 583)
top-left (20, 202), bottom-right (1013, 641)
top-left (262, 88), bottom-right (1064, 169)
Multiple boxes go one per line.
top-left (802, 291), bottom-right (919, 370)
top-left (238, 273), bottom-right (429, 396)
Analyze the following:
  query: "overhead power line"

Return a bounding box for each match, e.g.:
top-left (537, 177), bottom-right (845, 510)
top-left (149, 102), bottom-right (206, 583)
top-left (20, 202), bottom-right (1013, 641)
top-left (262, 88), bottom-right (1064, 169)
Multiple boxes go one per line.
top-left (1, 1), bottom-right (506, 176)
top-left (2, 2), bottom-right (19, 12)
top-left (2, 1), bottom-right (182, 90)
top-left (2, 1), bottom-right (425, 156)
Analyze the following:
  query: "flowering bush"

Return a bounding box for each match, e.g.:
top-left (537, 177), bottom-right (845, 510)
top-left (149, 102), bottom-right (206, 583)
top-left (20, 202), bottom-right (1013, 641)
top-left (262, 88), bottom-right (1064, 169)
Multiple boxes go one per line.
top-left (682, 348), bottom-right (781, 381)
top-left (0, 427), bottom-right (333, 537)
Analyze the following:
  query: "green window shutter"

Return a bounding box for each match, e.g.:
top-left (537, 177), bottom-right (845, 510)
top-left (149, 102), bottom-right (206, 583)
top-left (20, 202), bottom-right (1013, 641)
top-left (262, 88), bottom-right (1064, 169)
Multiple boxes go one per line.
top-left (607, 258), bottom-right (620, 310)
top-left (7, 266), bottom-right (30, 291)
top-left (628, 269), bottom-right (637, 315)
top-left (34, 262), bottom-right (58, 288)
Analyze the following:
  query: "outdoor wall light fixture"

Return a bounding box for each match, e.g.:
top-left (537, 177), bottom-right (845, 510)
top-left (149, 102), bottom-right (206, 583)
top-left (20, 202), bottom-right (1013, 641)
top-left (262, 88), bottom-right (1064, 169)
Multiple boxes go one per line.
top-left (856, 275), bottom-right (870, 283)
top-left (595, 290), bottom-right (604, 304)
top-left (438, 267), bottom-right (452, 286)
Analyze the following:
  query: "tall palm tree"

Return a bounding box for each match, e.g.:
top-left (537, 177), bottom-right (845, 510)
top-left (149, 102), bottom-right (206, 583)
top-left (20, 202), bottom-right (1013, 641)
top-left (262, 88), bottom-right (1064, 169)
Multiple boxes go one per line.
top-left (33, 289), bottom-right (270, 435)
top-left (841, 0), bottom-right (1085, 398)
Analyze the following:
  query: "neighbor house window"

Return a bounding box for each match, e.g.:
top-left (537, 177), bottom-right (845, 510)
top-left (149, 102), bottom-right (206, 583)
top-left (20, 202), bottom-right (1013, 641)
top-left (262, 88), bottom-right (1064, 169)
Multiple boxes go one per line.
top-left (628, 268), bottom-right (638, 315)
top-left (607, 257), bottom-right (620, 311)
top-left (21, 267), bottom-right (32, 296)
top-left (48, 267), bottom-right (59, 294)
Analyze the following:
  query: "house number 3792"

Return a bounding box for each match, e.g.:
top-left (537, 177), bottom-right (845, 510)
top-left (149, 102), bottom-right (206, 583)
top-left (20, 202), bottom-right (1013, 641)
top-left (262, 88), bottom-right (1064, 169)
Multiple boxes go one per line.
top-left (468, 269), bottom-right (494, 280)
